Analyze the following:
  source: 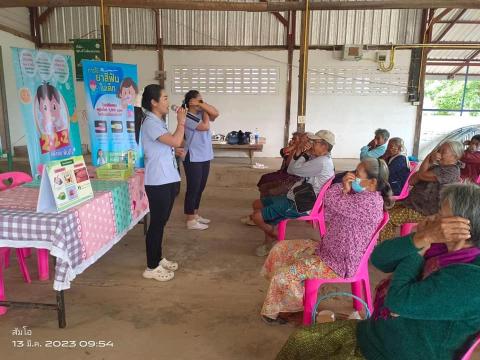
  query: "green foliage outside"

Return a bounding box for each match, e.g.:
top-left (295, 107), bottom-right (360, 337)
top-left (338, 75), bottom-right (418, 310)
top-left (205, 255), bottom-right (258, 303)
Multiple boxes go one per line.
top-left (425, 79), bottom-right (480, 116)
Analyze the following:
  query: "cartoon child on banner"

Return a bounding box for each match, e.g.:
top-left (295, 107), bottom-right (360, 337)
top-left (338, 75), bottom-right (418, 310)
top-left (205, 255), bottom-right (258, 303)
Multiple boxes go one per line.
top-left (34, 83), bottom-right (70, 154)
top-left (117, 77), bottom-right (138, 110)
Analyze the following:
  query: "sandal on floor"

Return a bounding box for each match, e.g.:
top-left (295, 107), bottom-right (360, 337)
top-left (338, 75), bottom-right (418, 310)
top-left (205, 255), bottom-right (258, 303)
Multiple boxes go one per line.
top-left (261, 316), bottom-right (288, 326)
top-left (160, 258), bottom-right (178, 271)
top-left (143, 267), bottom-right (174, 282)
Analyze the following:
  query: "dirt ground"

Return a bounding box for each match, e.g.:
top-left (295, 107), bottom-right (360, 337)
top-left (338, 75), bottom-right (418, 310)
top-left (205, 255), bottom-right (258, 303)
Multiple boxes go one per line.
top-left (0, 158), bottom-right (478, 360)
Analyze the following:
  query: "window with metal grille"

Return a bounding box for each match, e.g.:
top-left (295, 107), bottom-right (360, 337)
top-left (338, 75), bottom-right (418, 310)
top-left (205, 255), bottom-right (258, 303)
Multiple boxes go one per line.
top-left (308, 67), bottom-right (409, 96)
top-left (172, 66), bottom-right (279, 95)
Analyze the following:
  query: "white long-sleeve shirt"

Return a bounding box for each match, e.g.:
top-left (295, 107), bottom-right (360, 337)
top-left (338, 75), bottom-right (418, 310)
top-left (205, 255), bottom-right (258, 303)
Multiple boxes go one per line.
top-left (286, 154), bottom-right (335, 200)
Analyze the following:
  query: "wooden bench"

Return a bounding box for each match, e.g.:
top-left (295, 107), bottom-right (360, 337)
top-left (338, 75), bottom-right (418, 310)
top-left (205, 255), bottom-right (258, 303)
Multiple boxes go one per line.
top-left (212, 143), bottom-right (264, 164)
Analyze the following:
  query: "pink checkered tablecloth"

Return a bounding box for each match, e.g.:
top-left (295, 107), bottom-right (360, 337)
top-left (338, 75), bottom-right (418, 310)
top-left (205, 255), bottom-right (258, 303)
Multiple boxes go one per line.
top-left (0, 171), bottom-right (149, 290)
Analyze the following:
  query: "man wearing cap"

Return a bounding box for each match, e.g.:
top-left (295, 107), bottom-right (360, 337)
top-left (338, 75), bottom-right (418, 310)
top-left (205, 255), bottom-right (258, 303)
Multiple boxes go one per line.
top-left (251, 130), bottom-right (335, 256)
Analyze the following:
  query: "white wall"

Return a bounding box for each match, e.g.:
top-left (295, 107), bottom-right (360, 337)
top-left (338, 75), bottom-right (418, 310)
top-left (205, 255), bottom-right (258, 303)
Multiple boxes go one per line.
top-left (294, 50), bottom-right (417, 158)
top-left (0, 30), bottom-right (35, 149)
top-left (1, 40), bottom-right (418, 159)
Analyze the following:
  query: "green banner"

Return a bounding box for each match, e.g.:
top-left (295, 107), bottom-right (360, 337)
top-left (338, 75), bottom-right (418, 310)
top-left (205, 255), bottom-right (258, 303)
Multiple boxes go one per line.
top-left (73, 39), bottom-right (103, 81)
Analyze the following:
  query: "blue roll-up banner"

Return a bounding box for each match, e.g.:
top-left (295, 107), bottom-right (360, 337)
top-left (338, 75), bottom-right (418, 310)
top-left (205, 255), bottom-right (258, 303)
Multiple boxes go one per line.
top-left (82, 60), bottom-right (143, 167)
top-left (11, 48), bottom-right (82, 176)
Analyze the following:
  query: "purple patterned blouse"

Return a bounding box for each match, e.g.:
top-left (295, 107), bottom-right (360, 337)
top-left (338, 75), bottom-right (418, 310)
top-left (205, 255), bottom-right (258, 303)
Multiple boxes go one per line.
top-left (316, 183), bottom-right (383, 278)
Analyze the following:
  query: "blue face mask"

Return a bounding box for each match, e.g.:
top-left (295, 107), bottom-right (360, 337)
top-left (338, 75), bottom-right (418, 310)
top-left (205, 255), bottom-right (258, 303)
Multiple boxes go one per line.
top-left (351, 178), bottom-right (366, 193)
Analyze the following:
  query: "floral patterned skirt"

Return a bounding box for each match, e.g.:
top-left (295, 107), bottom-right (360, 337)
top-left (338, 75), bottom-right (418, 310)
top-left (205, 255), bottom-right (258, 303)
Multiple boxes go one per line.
top-left (261, 239), bottom-right (339, 319)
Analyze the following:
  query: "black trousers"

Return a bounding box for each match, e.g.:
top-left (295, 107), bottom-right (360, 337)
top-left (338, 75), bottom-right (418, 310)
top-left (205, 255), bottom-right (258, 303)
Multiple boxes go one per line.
top-left (144, 182), bottom-right (178, 269)
top-left (183, 152), bottom-right (210, 215)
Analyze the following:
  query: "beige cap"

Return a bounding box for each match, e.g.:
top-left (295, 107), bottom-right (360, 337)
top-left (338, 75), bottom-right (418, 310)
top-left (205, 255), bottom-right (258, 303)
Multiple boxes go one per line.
top-left (308, 130), bottom-right (336, 146)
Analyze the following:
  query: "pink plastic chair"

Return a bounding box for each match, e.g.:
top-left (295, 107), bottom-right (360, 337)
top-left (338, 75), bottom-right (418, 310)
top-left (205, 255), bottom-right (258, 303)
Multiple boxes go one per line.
top-left (462, 336), bottom-right (480, 360)
top-left (302, 212), bottom-right (390, 325)
top-left (0, 172), bottom-right (49, 280)
top-left (0, 171), bottom-right (32, 191)
top-left (476, 174), bottom-right (480, 185)
top-left (277, 177), bottom-right (334, 241)
top-left (392, 162), bottom-right (418, 201)
top-left (0, 247), bottom-right (32, 315)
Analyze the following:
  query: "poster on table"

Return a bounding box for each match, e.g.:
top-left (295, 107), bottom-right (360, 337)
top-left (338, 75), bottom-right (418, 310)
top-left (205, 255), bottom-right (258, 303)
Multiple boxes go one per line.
top-left (73, 39), bottom-right (104, 81)
top-left (82, 60), bottom-right (143, 168)
top-left (11, 48), bottom-right (82, 177)
top-left (37, 155), bottom-right (93, 213)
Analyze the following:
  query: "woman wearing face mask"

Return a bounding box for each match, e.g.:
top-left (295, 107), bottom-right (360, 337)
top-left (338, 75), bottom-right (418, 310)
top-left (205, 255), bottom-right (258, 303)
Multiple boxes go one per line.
top-left (276, 183), bottom-right (480, 360)
top-left (381, 137), bottom-right (410, 196)
top-left (181, 90), bottom-right (220, 230)
top-left (260, 158), bottom-right (393, 324)
top-left (140, 84), bottom-right (186, 282)
top-left (380, 140), bottom-right (463, 241)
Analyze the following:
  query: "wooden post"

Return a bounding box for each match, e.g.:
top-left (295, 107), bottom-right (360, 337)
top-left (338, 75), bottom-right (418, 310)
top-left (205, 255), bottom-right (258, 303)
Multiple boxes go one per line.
top-left (29, 7), bottom-right (41, 48)
top-left (296, 1), bottom-right (310, 133)
top-left (283, 10), bottom-right (296, 146)
top-left (154, 9), bottom-right (165, 88)
top-left (412, 9), bottom-right (434, 157)
top-left (100, 0), bottom-right (113, 61)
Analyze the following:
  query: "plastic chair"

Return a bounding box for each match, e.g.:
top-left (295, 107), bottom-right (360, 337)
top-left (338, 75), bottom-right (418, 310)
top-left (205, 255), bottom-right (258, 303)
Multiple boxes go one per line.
top-left (0, 171), bottom-right (32, 191)
top-left (0, 172), bottom-right (48, 279)
top-left (277, 177), bottom-right (334, 241)
top-left (476, 174), bottom-right (480, 185)
top-left (400, 223), bottom-right (417, 236)
top-left (393, 162), bottom-right (418, 201)
top-left (302, 212), bottom-right (390, 325)
top-left (0, 248), bottom-right (32, 315)
top-left (462, 335), bottom-right (480, 360)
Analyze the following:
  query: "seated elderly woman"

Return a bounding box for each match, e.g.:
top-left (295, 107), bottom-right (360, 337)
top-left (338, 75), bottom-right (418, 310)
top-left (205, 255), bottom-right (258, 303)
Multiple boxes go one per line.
top-left (261, 158), bottom-right (393, 323)
top-left (256, 132), bottom-right (302, 198)
top-left (381, 137), bottom-right (410, 196)
top-left (461, 134), bottom-right (480, 182)
top-left (380, 140), bottom-right (463, 241)
top-left (276, 182), bottom-right (480, 360)
top-left (250, 130), bottom-right (335, 257)
top-left (360, 128), bottom-right (390, 160)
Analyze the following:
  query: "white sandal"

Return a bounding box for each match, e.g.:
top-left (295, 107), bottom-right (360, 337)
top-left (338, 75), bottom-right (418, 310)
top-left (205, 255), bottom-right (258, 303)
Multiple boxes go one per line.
top-left (160, 258), bottom-right (178, 271)
top-left (143, 267), bottom-right (174, 282)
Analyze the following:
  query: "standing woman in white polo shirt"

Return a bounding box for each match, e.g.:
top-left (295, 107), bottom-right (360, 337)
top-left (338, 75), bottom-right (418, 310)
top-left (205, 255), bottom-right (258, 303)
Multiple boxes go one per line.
top-left (182, 90), bottom-right (220, 230)
top-left (141, 84), bottom-right (186, 282)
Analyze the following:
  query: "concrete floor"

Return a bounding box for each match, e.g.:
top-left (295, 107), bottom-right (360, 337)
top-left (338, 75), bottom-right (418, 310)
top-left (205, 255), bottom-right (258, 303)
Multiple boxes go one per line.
top-left (0, 157), bottom-right (478, 360)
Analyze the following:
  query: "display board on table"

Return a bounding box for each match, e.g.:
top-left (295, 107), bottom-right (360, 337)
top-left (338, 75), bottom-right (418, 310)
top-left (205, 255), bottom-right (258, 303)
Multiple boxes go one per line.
top-left (37, 155), bottom-right (93, 213)
top-left (11, 48), bottom-right (82, 177)
top-left (82, 60), bottom-right (143, 168)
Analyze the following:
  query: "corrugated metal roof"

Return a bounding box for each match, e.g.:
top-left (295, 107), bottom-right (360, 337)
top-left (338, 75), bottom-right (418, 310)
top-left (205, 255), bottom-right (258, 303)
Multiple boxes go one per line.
top-left (110, 8), bottom-right (156, 44)
top-left (40, 7), bottom-right (157, 45)
top-left (301, 9), bottom-right (422, 45)
top-left (426, 8), bottom-right (480, 77)
top-left (160, 10), bottom-right (285, 46)
top-left (426, 65), bottom-right (480, 75)
top-left (39, 6), bottom-right (424, 46)
top-left (0, 7), bottom-right (31, 36)
top-left (40, 6), bottom-right (101, 43)
top-left (428, 49), bottom-right (480, 61)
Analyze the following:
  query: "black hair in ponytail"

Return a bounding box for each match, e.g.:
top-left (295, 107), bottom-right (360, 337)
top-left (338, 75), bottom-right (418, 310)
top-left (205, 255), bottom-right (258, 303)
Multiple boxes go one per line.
top-left (183, 90), bottom-right (200, 109)
top-left (363, 158), bottom-right (394, 210)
